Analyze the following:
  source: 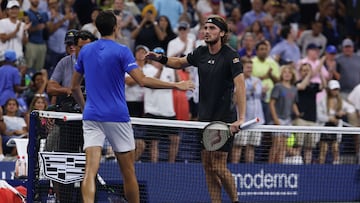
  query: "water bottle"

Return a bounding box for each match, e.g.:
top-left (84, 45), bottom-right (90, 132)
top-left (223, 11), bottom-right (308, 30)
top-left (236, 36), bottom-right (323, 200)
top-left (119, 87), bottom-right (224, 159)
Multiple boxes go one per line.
top-left (18, 156), bottom-right (27, 178)
top-left (46, 188), bottom-right (56, 203)
top-left (15, 156), bottom-right (21, 178)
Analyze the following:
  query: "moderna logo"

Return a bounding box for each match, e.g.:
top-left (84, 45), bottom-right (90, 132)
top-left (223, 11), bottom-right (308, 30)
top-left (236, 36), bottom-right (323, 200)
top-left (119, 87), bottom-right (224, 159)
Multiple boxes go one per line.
top-left (233, 169), bottom-right (299, 196)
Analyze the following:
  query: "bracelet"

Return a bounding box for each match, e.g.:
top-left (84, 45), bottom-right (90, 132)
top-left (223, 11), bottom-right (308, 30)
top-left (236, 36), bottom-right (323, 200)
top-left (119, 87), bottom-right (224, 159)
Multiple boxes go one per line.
top-left (159, 55), bottom-right (168, 65)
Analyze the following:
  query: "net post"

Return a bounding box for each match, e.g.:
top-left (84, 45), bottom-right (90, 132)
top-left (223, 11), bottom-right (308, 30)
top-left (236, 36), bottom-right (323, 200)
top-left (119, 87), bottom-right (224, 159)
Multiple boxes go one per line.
top-left (27, 111), bottom-right (38, 203)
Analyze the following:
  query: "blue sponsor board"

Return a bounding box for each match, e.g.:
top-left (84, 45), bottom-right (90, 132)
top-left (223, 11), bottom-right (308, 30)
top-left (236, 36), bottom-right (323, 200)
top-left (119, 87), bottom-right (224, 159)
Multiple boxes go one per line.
top-left (1, 162), bottom-right (359, 202)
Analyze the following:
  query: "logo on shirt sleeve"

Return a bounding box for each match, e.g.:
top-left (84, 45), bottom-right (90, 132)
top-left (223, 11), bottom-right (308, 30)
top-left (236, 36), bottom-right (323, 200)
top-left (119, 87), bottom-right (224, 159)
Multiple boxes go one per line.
top-left (232, 57), bottom-right (240, 64)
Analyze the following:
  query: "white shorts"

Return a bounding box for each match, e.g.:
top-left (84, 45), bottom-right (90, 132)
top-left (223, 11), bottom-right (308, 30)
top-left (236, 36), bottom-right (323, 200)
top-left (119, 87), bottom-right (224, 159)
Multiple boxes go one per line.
top-left (82, 121), bottom-right (135, 153)
top-left (233, 131), bottom-right (262, 146)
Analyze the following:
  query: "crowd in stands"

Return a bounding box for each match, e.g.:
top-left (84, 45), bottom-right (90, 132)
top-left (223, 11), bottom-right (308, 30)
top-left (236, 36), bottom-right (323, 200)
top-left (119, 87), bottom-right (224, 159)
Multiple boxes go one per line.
top-left (1, 0), bottom-right (360, 165)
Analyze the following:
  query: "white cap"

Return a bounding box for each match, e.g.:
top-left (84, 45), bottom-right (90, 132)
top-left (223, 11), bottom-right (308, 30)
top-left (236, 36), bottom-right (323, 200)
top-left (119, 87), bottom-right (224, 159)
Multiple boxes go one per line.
top-left (328, 80), bottom-right (340, 90)
top-left (7, 0), bottom-right (20, 9)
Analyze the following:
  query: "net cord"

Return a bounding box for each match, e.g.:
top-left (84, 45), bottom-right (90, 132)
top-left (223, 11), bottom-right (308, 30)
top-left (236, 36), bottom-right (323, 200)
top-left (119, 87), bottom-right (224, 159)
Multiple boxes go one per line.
top-left (35, 111), bottom-right (360, 134)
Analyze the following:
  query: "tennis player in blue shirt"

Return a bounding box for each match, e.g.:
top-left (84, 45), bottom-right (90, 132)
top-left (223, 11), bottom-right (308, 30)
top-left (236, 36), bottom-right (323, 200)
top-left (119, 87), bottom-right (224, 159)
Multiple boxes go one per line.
top-left (71, 10), bottom-right (194, 203)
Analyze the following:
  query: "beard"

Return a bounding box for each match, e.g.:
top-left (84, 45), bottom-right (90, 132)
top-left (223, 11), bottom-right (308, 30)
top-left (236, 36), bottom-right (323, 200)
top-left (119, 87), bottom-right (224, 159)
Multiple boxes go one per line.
top-left (205, 37), bottom-right (220, 46)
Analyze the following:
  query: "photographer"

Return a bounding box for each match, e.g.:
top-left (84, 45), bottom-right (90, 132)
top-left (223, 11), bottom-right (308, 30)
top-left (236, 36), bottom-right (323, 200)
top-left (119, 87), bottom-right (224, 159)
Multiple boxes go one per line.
top-left (131, 7), bottom-right (166, 51)
top-left (46, 29), bottom-right (97, 202)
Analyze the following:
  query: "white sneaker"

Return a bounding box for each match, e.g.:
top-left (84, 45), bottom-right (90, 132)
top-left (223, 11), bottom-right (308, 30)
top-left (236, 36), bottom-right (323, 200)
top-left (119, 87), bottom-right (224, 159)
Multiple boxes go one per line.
top-left (0, 154), bottom-right (4, 161)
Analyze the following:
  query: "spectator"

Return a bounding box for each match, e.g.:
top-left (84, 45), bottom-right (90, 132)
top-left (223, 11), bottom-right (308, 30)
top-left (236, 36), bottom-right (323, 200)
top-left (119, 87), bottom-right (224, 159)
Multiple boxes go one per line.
top-left (0, 0), bottom-right (30, 63)
top-left (60, 0), bottom-right (81, 30)
top-left (317, 1), bottom-right (345, 48)
top-left (81, 7), bottom-right (102, 39)
top-left (297, 20), bottom-right (327, 57)
top-left (44, 0), bottom-right (75, 73)
top-left (196, 0), bottom-right (226, 19)
top-left (63, 29), bottom-right (77, 56)
top-left (125, 45), bottom-right (149, 161)
top-left (263, 0), bottom-right (284, 25)
top-left (131, 7), bottom-right (164, 51)
top-left (242, 0), bottom-right (266, 28)
top-left (167, 21), bottom-right (194, 121)
top-left (72, 0), bottom-right (97, 27)
top-left (269, 65), bottom-right (300, 164)
top-left (262, 14), bottom-right (281, 47)
top-left (293, 63), bottom-right (323, 164)
top-left (112, 0), bottom-right (138, 51)
top-left (154, 0), bottom-right (184, 29)
top-left (336, 38), bottom-right (360, 99)
top-left (25, 0), bottom-right (49, 72)
top-left (203, 0), bottom-right (226, 20)
top-left (317, 80), bottom-right (356, 164)
top-left (344, 0), bottom-right (360, 49)
top-left (323, 45), bottom-right (340, 80)
top-left (237, 32), bottom-right (256, 58)
top-left (46, 29), bottom-right (97, 203)
top-left (125, 45), bottom-right (147, 120)
top-left (247, 20), bottom-right (265, 44)
top-left (157, 15), bottom-right (177, 53)
top-left (226, 17), bottom-right (239, 50)
top-left (297, 43), bottom-right (329, 102)
top-left (229, 7), bottom-right (245, 36)
top-left (0, 106), bottom-right (5, 161)
top-left (0, 50), bottom-right (24, 107)
top-left (24, 94), bottom-right (48, 127)
top-left (124, 0), bottom-right (141, 18)
top-left (1, 98), bottom-right (28, 157)
top-left (270, 24), bottom-right (301, 66)
top-left (251, 40), bottom-right (280, 124)
top-left (347, 83), bottom-right (360, 164)
top-left (21, 69), bottom-right (48, 107)
top-left (143, 47), bottom-right (179, 163)
top-left (47, 30), bottom-right (97, 106)
top-left (281, 1), bottom-right (300, 25)
top-left (231, 58), bottom-right (264, 163)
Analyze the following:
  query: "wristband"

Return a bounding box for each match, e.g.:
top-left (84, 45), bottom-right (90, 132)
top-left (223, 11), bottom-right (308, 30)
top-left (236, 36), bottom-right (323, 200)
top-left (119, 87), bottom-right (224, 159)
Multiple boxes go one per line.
top-left (159, 55), bottom-right (168, 65)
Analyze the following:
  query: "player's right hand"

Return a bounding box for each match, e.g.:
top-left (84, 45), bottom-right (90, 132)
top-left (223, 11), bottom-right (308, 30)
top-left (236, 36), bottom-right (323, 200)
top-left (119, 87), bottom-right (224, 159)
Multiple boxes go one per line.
top-left (175, 80), bottom-right (195, 91)
top-left (145, 52), bottom-right (162, 61)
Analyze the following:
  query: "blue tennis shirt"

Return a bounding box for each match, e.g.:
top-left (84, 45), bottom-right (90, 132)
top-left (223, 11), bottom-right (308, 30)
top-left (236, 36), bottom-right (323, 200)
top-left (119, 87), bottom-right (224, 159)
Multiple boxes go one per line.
top-left (75, 39), bottom-right (138, 122)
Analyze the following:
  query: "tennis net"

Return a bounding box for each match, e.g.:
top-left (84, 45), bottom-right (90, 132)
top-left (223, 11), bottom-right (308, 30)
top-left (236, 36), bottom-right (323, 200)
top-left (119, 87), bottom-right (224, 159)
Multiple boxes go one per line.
top-left (26, 110), bottom-right (360, 202)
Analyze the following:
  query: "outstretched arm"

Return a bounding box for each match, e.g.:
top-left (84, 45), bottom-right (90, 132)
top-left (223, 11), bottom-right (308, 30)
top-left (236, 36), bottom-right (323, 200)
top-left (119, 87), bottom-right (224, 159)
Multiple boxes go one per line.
top-left (129, 68), bottom-right (194, 90)
top-left (146, 52), bottom-right (190, 69)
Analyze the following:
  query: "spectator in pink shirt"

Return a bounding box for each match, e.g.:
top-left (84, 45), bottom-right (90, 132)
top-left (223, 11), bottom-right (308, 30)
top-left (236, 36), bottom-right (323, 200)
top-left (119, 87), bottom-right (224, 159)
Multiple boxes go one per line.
top-left (297, 43), bottom-right (329, 101)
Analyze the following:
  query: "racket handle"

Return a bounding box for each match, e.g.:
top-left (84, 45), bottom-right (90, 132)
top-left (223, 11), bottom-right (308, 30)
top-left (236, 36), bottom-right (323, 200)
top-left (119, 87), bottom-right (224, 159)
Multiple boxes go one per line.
top-left (239, 117), bottom-right (260, 130)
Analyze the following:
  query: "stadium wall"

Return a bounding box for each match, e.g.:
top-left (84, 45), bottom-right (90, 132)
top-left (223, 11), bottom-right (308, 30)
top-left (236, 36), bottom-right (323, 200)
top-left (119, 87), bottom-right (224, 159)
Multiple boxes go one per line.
top-left (1, 162), bottom-right (360, 202)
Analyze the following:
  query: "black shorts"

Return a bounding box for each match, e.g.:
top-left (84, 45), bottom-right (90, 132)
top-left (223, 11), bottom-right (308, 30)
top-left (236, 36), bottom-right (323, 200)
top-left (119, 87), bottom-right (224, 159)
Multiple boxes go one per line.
top-left (139, 113), bottom-right (177, 140)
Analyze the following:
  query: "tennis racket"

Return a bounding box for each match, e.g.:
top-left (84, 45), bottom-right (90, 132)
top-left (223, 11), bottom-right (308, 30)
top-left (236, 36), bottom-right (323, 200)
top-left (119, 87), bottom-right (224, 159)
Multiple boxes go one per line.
top-left (202, 117), bottom-right (260, 151)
